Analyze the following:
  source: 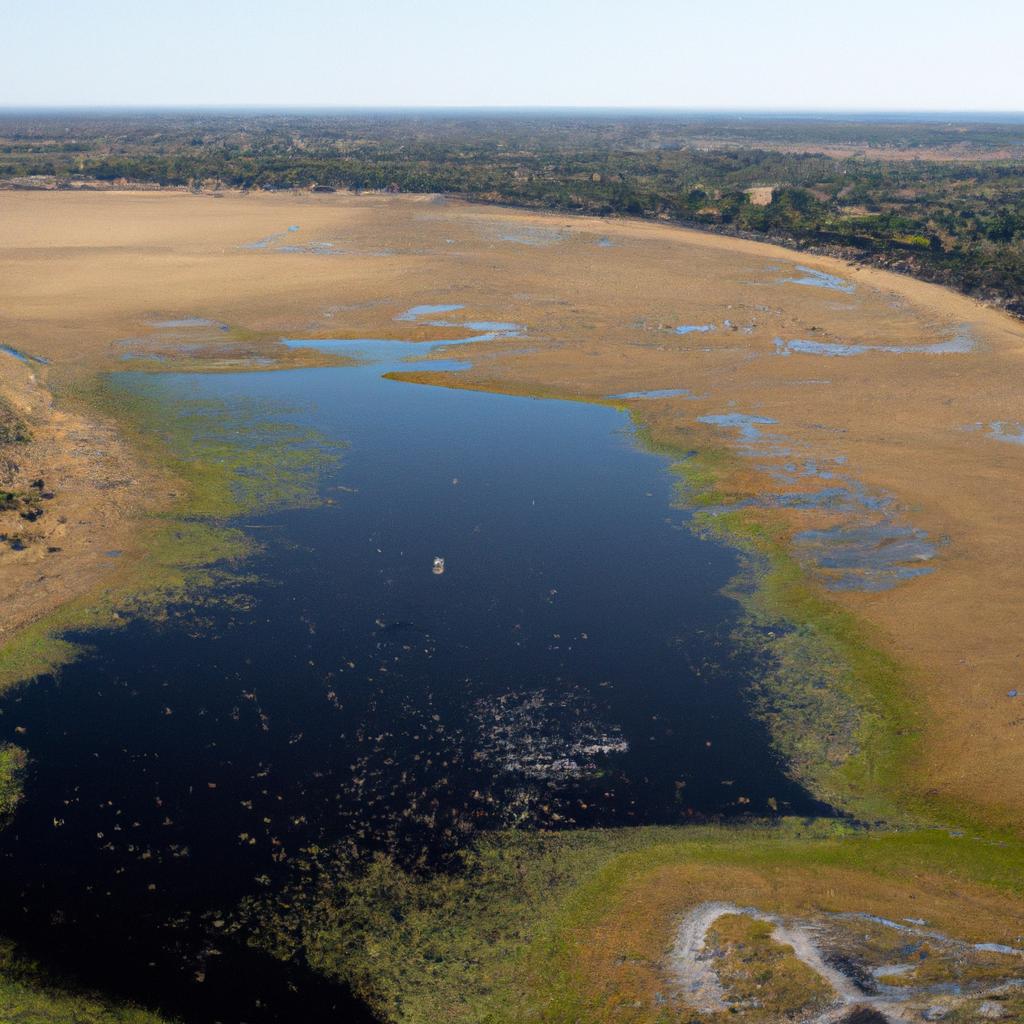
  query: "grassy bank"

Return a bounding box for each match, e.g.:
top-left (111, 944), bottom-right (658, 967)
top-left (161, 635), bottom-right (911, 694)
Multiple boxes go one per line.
top-left (0, 371), bottom-right (342, 693)
top-left (0, 940), bottom-right (174, 1024)
top-left (240, 822), bottom-right (1024, 1024)
top-left (229, 376), bottom-right (1024, 1022)
top-left (664, 437), bottom-right (919, 825)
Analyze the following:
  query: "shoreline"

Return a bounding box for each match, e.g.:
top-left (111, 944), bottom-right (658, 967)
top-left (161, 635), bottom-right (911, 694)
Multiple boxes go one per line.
top-left (2, 190), bottom-right (1023, 828)
top-left (3, 191), bottom-right (1024, 1022)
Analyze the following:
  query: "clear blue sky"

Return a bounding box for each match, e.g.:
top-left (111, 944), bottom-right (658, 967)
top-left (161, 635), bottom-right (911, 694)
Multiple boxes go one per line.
top-left (3, 0), bottom-right (1021, 110)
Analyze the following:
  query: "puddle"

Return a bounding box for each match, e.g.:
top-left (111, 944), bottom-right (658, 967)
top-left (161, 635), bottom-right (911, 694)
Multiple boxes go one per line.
top-left (392, 306), bottom-right (523, 340)
top-left (489, 225), bottom-right (569, 246)
top-left (0, 343), bottom-right (49, 365)
top-left (989, 421), bottom-right (1024, 445)
top-left (597, 236), bottom-right (614, 248)
top-left (698, 413), bottom-right (777, 441)
top-left (675, 324), bottom-right (715, 335)
top-left (276, 241), bottom-right (337, 255)
top-left (774, 329), bottom-right (975, 357)
top-left (781, 264), bottom-right (856, 294)
top-left (610, 389), bottom-right (693, 400)
top-left (0, 323), bottom-right (829, 1022)
top-left (243, 225), bottom-right (301, 250)
top-left (793, 523), bottom-right (936, 591)
top-left (395, 303), bottom-right (465, 321)
top-left (149, 318), bottom-right (217, 329)
top-left (696, 413), bottom-right (937, 592)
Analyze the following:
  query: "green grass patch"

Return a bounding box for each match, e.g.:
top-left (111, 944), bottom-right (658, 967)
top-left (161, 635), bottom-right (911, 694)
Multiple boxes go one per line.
top-left (657, 435), bottom-right (921, 824)
top-left (240, 821), bottom-right (1024, 1024)
top-left (0, 371), bottom-right (343, 691)
top-left (0, 938), bottom-right (174, 1023)
top-left (0, 743), bottom-right (26, 822)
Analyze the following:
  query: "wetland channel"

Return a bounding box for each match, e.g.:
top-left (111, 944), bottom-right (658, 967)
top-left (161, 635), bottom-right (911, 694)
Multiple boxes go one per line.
top-left (0, 329), bottom-right (831, 1022)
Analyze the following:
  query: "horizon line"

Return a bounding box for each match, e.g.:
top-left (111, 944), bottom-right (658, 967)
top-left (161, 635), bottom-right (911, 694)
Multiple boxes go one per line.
top-left (1, 104), bottom-right (1023, 117)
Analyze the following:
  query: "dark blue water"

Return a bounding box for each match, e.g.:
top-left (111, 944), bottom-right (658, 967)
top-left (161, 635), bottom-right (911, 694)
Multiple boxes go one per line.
top-left (0, 340), bottom-right (828, 1022)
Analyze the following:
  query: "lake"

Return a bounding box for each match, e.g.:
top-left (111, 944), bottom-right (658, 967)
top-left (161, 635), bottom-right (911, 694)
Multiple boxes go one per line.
top-left (0, 333), bottom-right (829, 1022)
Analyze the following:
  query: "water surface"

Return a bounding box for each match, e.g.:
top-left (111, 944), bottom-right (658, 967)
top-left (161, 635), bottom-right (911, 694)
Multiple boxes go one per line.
top-left (0, 333), bottom-right (829, 1021)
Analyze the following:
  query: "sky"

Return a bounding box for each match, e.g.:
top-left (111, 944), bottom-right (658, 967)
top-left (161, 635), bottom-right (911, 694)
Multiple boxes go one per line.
top-left (2, 0), bottom-right (1022, 111)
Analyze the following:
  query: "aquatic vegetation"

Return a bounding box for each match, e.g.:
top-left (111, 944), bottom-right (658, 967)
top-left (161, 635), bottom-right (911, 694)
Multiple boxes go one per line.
top-left (0, 374), bottom-right (342, 690)
top-left (669, 440), bottom-right (919, 818)
top-left (471, 689), bottom-right (628, 781)
top-left (238, 824), bottom-right (1024, 1024)
top-left (0, 939), bottom-right (171, 1024)
top-left (0, 744), bottom-right (25, 821)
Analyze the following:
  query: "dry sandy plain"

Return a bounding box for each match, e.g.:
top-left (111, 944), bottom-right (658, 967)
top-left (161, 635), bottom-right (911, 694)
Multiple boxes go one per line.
top-left (1, 189), bottom-right (1023, 831)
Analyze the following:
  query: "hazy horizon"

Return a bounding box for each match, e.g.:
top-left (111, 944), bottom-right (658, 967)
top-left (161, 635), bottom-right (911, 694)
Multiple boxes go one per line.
top-left (4, 0), bottom-right (1021, 111)
top-left (2, 106), bottom-right (1023, 121)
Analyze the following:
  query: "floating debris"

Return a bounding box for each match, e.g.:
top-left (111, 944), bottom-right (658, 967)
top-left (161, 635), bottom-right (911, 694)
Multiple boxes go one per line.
top-left (471, 689), bottom-right (627, 781)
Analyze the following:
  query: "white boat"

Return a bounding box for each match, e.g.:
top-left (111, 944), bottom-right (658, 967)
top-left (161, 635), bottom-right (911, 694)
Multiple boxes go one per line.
top-left (432, 556), bottom-right (445, 575)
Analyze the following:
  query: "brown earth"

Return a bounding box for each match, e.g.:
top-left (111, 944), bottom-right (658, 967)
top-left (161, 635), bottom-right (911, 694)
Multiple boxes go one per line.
top-left (0, 353), bottom-right (166, 647)
top-left (1, 190), bottom-right (1023, 826)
